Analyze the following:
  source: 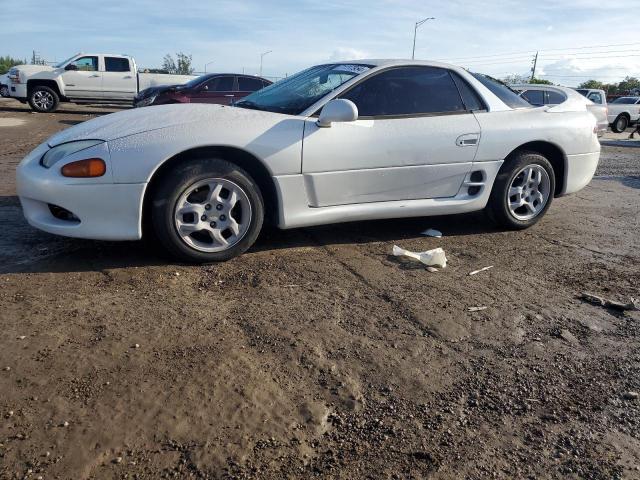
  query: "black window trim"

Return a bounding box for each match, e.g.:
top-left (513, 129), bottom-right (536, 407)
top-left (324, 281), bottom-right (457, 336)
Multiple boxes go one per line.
top-left (312, 65), bottom-right (488, 119)
top-left (104, 56), bottom-right (131, 73)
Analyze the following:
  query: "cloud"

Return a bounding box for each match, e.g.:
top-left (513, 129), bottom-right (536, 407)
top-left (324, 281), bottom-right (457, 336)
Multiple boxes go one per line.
top-left (328, 47), bottom-right (371, 61)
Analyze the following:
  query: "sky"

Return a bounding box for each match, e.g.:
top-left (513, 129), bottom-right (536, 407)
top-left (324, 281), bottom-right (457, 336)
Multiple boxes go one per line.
top-left (1, 0), bottom-right (638, 86)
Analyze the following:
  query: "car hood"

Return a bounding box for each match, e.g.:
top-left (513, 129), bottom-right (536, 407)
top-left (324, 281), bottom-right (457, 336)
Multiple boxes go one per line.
top-left (48, 104), bottom-right (279, 146)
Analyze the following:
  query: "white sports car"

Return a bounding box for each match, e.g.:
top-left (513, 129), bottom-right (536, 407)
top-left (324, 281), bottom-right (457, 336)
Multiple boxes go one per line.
top-left (17, 60), bottom-right (600, 262)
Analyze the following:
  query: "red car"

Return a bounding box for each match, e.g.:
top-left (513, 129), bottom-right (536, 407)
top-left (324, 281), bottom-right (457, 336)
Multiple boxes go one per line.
top-left (134, 73), bottom-right (272, 107)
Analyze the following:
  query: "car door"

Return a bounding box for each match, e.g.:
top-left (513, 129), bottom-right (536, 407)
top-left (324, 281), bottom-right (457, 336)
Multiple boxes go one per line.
top-left (190, 75), bottom-right (236, 104)
top-left (61, 56), bottom-right (101, 99)
top-left (236, 76), bottom-right (266, 101)
top-left (102, 56), bottom-right (136, 101)
top-left (301, 66), bottom-right (482, 207)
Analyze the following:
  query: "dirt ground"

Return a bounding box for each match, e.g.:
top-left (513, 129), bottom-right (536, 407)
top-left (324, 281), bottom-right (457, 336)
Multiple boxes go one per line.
top-left (0, 98), bottom-right (639, 480)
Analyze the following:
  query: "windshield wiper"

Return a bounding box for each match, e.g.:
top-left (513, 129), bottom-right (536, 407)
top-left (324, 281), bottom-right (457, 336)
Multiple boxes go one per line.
top-left (234, 100), bottom-right (267, 111)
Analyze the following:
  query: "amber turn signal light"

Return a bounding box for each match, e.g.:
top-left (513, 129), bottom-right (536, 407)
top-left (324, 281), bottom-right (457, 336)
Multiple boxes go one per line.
top-left (61, 158), bottom-right (106, 178)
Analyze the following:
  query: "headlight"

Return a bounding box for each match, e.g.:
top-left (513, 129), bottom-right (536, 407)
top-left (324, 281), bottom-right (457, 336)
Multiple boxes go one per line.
top-left (136, 95), bottom-right (157, 107)
top-left (41, 140), bottom-right (105, 168)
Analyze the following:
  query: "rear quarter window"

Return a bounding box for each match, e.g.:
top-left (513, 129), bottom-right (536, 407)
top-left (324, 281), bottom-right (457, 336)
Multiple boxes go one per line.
top-left (471, 73), bottom-right (531, 109)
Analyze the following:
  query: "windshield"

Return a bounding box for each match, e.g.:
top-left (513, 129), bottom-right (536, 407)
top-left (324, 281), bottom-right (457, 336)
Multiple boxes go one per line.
top-left (55, 55), bottom-right (78, 68)
top-left (235, 63), bottom-right (372, 115)
top-left (611, 97), bottom-right (639, 104)
top-left (471, 73), bottom-right (532, 109)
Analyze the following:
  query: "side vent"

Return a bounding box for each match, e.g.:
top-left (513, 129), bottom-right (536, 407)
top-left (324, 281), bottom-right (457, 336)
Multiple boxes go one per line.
top-left (464, 170), bottom-right (486, 197)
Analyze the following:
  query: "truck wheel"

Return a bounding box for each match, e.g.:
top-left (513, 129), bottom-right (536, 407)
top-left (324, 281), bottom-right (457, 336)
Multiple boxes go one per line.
top-left (0, 85), bottom-right (8, 97)
top-left (28, 86), bottom-right (59, 113)
top-left (151, 157), bottom-right (264, 263)
top-left (611, 115), bottom-right (629, 133)
top-left (486, 151), bottom-right (555, 230)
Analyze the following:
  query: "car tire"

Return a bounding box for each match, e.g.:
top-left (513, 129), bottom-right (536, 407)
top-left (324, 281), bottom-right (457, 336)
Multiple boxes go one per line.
top-left (0, 85), bottom-right (8, 97)
top-left (28, 86), bottom-right (60, 113)
top-left (150, 157), bottom-right (264, 263)
top-left (611, 115), bottom-right (629, 133)
top-left (486, 151), bottom-right (555, 230)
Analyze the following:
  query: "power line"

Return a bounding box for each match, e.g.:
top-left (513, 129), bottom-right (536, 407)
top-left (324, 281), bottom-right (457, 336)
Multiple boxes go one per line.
top-left (438, 41), bottom-right (640, 63)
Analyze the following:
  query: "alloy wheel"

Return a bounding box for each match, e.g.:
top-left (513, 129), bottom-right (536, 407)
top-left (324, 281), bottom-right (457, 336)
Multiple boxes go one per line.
top-left (33, 90), bottom-right (54, 110)
top-left (507, 164), bottom-right (551, 221)
top-left (173, 178), bottom-right (252, 253)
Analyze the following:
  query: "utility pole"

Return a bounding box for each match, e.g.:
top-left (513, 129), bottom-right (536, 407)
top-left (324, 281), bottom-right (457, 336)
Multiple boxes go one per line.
top-left (530, 51), bottom-right (538, 82)
top-left (412, 17), bottom-right (435, 60)
top-left (204, 61), bottom-right (215, 73)
top-left (260, 50), bottom-right (272, 77)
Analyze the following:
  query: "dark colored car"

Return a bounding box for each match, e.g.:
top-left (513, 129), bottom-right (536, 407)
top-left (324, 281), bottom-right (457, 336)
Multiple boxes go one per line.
top-left (134, 73), bottom-right (272, 107)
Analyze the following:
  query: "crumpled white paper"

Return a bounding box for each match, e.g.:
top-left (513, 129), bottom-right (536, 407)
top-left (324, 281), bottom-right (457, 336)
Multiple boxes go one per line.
top-left (392, 245), bottom-right (447, 268)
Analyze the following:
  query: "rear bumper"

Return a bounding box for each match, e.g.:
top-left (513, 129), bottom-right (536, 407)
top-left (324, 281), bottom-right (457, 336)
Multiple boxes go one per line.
top-left (562, 151), bottom-right (600, 195)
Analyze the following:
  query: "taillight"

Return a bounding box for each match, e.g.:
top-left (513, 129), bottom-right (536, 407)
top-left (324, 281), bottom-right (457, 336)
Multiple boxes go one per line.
top-left (61, 158), bottom-right (106, 177)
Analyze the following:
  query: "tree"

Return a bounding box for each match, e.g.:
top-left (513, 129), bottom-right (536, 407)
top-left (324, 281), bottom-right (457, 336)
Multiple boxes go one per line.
top-left (162, 54), bottom-right (177, 74)
top-left (162, 52), bottom-right (194, 75)
top-left (175, 52), bottom-right (194, 75)
top-left (577, 80), bottom-right (606, 90)
top-left (529, 77), bottom-right (553, 85)
top-left (617, 76), bottom-right (640, 94)
top-left (501, 73), bottom-right (530, 85)
top-left (0, 55), bottom-right (26, 74)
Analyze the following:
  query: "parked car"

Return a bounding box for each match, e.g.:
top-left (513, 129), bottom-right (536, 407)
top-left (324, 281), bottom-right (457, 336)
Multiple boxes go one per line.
top-left (7, 53), bottom-right (196, 113)
top-left (0, 74), bottom-right (9, 97)
top-left (606, 96), bottom-right (640, 133)
top-left (134, 74), bottom-right (272, 108)
top-left (16, 60), bottom-right (600, 263)
top-left (512, 84), bottom-right (608, 136)
top-left (511, 84), bottom-right (567, 107)
top-left (575, 88), bottom-right (607, 106)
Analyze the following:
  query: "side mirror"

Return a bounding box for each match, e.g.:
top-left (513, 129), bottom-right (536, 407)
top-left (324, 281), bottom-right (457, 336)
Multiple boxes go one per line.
top-left (317, 99), bottom-right (358, 128)
top-left (65, 64), bottom-right (78, 71)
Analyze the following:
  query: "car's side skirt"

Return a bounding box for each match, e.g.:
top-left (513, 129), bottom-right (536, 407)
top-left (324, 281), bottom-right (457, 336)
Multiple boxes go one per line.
top-left (274, 160), bottom-right (503, 229)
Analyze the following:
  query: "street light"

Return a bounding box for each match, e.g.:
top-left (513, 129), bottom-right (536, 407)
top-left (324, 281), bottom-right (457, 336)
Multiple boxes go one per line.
top-left (259, 50), bottom-right (272, 77)
top-left (412, 17), bottom-right (435, 60)
top-left (204, 61), bottom-right (215, 73)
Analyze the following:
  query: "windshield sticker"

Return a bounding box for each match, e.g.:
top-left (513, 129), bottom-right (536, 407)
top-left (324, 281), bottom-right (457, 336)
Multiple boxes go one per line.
top-left (333, 64), bottom-right (370, 74)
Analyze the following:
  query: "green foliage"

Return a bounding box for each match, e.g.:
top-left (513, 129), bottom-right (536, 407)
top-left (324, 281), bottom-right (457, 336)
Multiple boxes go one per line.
top-left (161, 52), bottom-right (194, 75)
top-left (577, 77), bottom-right (640, 94)
top-left (0, 55), bottom-right (26, 74)
top-left (577, 80), bottom-right (606, 90)
top-left (529, 77), bottom-right (553, 85)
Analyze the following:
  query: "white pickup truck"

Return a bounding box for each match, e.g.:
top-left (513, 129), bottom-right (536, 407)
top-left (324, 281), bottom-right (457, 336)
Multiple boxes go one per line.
top-left (7, 53), bottom-right (197, 113)
top-left (606, 96), bottom-right (640, 133)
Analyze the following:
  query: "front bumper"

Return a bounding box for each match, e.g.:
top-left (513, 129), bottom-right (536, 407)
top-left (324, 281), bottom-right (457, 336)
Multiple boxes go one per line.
top-left (562, 151), bottom-right (600, 196)
top-left (9, 83), bottom-right (27, 99)
top-left (16, 142), bottom-right (146, 241)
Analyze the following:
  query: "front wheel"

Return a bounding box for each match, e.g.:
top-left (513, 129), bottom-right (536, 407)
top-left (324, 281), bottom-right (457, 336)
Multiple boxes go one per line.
top-left (486, 151), bottom-right (555, 229)
top-left (611, 115), bottom-right (629, 133)
top-left (0, 85), bottom-right (8, 97)
top-left (28, 86), bottom-right (60, 113)
top-left (150, 158), bottom-right (264, 263)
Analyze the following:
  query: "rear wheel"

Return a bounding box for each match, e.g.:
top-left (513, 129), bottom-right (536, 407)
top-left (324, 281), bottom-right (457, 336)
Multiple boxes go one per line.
top-left (486, 151), bottom-right (555, 229)
top-left (28, 86), bottom-right (59, 113)
top-left (612, 114), bottom-right (629, 133)
top-left (151, 158), bottom-right (264, 263)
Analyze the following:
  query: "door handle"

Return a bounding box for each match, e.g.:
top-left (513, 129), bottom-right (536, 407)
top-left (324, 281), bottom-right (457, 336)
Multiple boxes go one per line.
top-left (224, 94), bottom-right (235, 97)
top-left (456, 133), bottom-right (480, 147)
top-left (89, 74), bottom-right (100, 78)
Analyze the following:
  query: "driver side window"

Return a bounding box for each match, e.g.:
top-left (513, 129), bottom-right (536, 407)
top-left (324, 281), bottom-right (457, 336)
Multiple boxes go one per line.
top-left (70, 56), bottom-right (98, 72)
top-left (203, 76), bottom-right (234, 92)
top-left (340, 66), bottom-right (467, 117)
